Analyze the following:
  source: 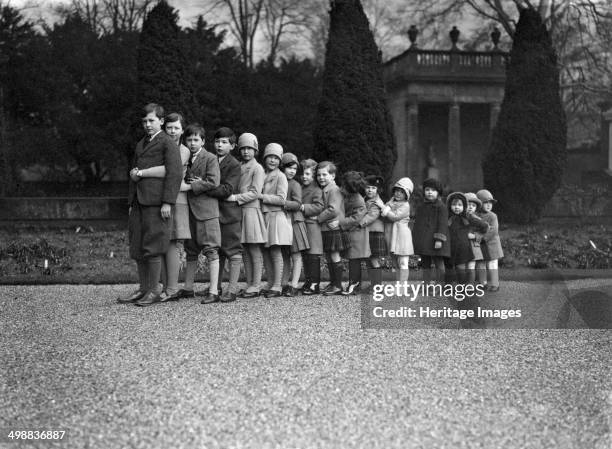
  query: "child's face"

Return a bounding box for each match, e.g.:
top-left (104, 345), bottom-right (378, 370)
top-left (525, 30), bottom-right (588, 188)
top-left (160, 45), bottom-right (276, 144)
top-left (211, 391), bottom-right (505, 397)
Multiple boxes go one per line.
top-left (302, 168), bottom-right (314, 186)
top-left (424, 187), bottom-right (438, 201)
top-left (165, 120), bottom-right (183, 144)
top-left (393, 188), bottom-right (408, 201)
top-left (215, 137), bottom-right (234, 157)
top-left (365, 185), bottom-right (378, 199)
top-left (185, 134), bottom-right (204, 154)
top-left (284, 164), bottom-right (297, 180)
top-left (142, 111), bottom-right (163, 136)
top-left (482, 201), bottom-right (493, 212)
top-left (317, 167), bottom-right (334, 187)
top-left (240, 147), bottom-right (255, 161)
top-left (450, 199), bottom-right (464, 215)
top-left (467, 202), bottom-right (477, 214)
top-left (265, 155), bottom-right (280, 171)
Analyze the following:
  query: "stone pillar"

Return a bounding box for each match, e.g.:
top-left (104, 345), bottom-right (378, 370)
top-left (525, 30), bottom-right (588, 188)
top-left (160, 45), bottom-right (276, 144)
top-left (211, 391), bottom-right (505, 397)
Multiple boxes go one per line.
top-left (490, 102), bottom-right (501, 131)
top-left (406, 102), bottom-right (419, 179)
top-left (448, 102), bottom-right (461, 187)
top-left (390, 99), bottom-right (418, 183)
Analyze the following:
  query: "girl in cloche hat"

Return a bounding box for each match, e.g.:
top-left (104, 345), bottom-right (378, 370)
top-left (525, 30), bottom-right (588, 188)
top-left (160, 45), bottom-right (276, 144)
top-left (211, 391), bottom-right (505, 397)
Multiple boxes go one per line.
top-left (476, 189), bottom-right (504, 291)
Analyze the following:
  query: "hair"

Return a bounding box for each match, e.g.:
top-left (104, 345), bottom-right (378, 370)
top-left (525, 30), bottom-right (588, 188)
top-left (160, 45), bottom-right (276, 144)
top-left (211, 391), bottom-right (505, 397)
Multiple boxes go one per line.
top-left (214, 127), bottom-right (236, 144)
top-left (164, 112), bottom-right (184, 128)
top-left (143, 103), bottom-right (164, 119)
top-left (317, 161), bottom-right (336, 175)
top-left (184, 123), bottom-right (206, 139)
top-left (342, 171), bottom-right (366, 194)
top-left (301, 159), bottom-right (318, 173)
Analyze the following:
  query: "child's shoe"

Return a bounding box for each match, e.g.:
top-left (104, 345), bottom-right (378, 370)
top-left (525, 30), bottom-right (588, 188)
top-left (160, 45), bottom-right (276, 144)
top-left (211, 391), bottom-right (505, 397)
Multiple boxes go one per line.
top-left (303, 283), bottom-right (319, 295)
top-left (342, 281), bottom-right (361, 296)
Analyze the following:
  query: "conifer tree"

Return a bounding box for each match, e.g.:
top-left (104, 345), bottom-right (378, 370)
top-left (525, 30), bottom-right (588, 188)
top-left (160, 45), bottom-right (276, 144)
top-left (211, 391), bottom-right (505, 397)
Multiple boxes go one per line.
top-left (313, 0), bottom-right (395, 180)
top-left (136, 0), bottom-right (196, 121)
top-left (483, 7), bottom-right (567, 223)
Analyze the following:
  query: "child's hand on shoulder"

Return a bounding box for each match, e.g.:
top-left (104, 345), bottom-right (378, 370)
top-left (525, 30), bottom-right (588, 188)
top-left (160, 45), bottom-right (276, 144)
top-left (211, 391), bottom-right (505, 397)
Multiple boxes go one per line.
top-left (374, 198), bottom-right (385, 208)
top-left (130, 168), bottom-right (140, 182)
top-left (468, 232), bottom-right (475, 240)
top-left (328, 219), bottom-right (339, 230)
top-left (434, 240), bottom-right (442, 249)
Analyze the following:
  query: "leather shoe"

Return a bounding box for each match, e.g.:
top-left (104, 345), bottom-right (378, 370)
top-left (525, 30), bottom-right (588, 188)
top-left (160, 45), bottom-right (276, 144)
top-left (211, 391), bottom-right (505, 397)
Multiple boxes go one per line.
top-left (323, 285), bottom-right (343, 296)
top-left (135, 291), bottom-right (162, 307)
top-left (117, 290), bottom-right (145, 304)
top-left (284, 286), bottom-right (298, 297)
top-left (175, 288), bottom-right (195, 299)
top-left (201, 293), bottom-right (220, 304)
top-left (220, 292), bottom-right (237, 303)
top-left (196, 286), bottom-right (223, 297)
top-left (264, 289), bottom-right (282, 298)
top-left (159, 291), bottom-right (181, 302)
top-left (240, 291), bottom-right (260, 298)
top-left (302, 284), bottom-right (319, 296)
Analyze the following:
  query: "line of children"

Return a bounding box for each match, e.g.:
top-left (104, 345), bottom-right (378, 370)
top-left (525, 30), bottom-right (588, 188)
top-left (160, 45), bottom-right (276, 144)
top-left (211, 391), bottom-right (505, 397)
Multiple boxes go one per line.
top-left (119, 104), bottom-right (504, 305)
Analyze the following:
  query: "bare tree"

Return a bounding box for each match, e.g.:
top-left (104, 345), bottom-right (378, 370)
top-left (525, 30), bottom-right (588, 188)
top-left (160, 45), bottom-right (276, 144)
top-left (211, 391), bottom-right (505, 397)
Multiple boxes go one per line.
top-left (262, 0), bottom-right (309, 65)
top-left (56, 0), bottom-right (152, 34)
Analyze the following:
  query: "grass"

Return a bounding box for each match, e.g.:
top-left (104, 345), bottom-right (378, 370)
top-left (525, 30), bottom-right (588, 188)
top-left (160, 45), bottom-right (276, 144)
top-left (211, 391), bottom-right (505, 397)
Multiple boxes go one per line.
top-left (0, 222), bottom-right (610, 284)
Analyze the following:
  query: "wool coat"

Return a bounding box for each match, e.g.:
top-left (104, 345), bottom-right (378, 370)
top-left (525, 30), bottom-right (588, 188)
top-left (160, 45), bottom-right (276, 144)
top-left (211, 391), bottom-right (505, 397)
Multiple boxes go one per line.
top-left (412, 198), bottom-right (450, 258)
top-left (478, 210), bottom-right (504, 260)
top-left (233, 158), bottom-right (266, 244)
top-left (339, 192), bottom-right (370, 259)
top-left (359, 195), bottom-right (385, 233)
top-left (382, 199), bottom-right (413, 256)
top-left (448, 213), bottom-right (489, 265)
top-left (260, 168), bottom-right (292, 246)
top-left (317, 181), bottom-right (345, 232)
top-left (185, 149), bottom-right (220, 221)
top-left (302, 183), bottom-right (324, 254)
top-left (284, 179), bottom-right (305, 222)
top-left (206, 154), bottom-right (242, 224)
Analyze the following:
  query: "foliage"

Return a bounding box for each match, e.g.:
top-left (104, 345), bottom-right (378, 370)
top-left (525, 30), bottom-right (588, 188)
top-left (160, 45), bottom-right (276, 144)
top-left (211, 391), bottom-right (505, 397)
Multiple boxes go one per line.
top-left (483, 7), bottom-right (566, 224)
top-left (313, 0), bottom-right (395, 181)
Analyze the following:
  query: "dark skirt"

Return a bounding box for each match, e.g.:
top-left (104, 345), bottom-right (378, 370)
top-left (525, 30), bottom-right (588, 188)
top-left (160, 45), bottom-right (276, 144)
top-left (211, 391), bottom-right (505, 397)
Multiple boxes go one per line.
top-left (291, 221), bottom-right (310, 253)
top-left (322, 229), bottom-right (350, 253)
top-left (369, 231), bottom-right (388, 257)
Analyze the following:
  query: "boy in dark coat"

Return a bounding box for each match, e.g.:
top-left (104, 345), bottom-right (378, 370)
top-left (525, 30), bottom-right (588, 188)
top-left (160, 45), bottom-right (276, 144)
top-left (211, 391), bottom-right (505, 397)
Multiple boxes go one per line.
top-left (118, 103), bottom-right (182, 306)
top-left (412, 178), bottom-right (449, 285)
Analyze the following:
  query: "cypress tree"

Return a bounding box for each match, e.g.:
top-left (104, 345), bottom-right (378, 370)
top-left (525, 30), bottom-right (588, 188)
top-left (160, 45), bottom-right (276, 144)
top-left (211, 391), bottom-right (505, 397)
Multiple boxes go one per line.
top-left (483, 7), bottom-right (567, 223)
top-left (136, 0), bottom-right (196, 121)
top-left (313, 0), bottom-right (395, 180)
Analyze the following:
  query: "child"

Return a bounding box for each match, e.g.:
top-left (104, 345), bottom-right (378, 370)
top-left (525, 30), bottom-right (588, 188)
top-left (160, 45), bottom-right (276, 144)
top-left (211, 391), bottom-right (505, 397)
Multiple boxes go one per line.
top-left (446, 192), bottom-right (489, 285)
top-left (412, 178), bottom-right (449, 285)
top-left (464, 192), bottom-right (485, 286)
top-left (300, 159), bottom-right (324, 295)
top-left (117, 103), bottom-right (182, 306)
top-left (359, 175), bottom-right (388, 291)
top-left (316, 161), bottom-right (347, 295)
top-left (259, 143), bottom-right (293, 298)
top-left (226, 133), bottom-right (266, 298)
top-left (281, 152), bottom-right (310, 297)
top-left (376, 177), bottom-right (414, 282)
top-left (182, 124), bottom-right (222, 304)
top-left (204, 127), bottom-right (243, 302)
top-left (476, 189), bottom-right (504, 291)
top-left (339, 171), bottom-right (370, 295)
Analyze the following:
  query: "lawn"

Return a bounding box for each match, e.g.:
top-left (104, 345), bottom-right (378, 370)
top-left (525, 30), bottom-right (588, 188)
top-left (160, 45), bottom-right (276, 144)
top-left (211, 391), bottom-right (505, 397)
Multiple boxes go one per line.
top-left (0, 222), bottom-right (610, 284)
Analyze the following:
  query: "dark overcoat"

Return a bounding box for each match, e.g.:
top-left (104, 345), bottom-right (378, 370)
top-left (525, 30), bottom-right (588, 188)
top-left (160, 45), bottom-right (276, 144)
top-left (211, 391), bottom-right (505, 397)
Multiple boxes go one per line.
top-left (412, 198), bottom-right (450, 258)
top-left (339, 192), bottom-right (370, 259)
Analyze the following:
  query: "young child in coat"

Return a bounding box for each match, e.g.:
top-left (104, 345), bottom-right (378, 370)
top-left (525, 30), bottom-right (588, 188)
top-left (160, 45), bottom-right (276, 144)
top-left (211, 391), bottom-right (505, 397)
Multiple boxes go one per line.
top-left (204, 127), bottom-right (243, 302)
top-left (412, 178), bottom-right (449, 285)
top-left (339, 171), bottom-right (370, 295)
top-left (376, 177), bottom-right (414, 282)
top-left (299, 159), bottom-right (324, 295)
top-left (359, 175), bottom-right (388, 291)
top-left (118, 103), bottom-right (182, 307)
top-left (259, 143), bottom-right (293, 298)
top-left (281, 152), bottom-right (310, 297)
top-left (476, 189), bottom-right (504, 291)
top-left (182, 124), bottom-right (222, 305)
top-left (317, 161), bottom-right (348, 296)
top-left (464, 192), bottom-right (485, 286)
top-left (226, 133), bottom-right (266, 298)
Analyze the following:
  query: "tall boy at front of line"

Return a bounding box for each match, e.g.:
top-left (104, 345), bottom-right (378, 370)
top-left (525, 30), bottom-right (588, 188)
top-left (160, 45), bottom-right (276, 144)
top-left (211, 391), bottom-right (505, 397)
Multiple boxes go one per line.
top-left (118, 103), bottom-right (182, 306)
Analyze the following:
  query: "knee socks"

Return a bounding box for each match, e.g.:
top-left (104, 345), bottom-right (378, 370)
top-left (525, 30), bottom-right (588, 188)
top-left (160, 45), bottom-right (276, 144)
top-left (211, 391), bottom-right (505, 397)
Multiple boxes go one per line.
top-left (164, 242), bottom-right (181, 295)
top-left (146, 256), bottom-right (162, 294)
top-left (137, 260), bottom-right (147, 293)
top-left (228, 254), bottom-right (242, 294)
top-left (263, 247), bottom-right (284, 291)
top-left (290, 252), bottom-right (302, 288)
top-left (348, 259), bottom-right (362, 284)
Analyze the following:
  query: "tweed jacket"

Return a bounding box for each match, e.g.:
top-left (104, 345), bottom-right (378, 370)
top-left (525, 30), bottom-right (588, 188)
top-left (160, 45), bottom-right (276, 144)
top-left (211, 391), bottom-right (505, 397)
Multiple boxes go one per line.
top-left (317, 181), bottom-right (345, 231)
top-left (206, 154), bottom-right (242, 224)
top-left (478, 210), bottom-right (504, 260)
top-left (359, 195), bottom-right (385, 233)
top-left (283, 179), bottom-right (305, 223)
top-left (260, 168), bottom-right (288, 213)
top-left (128, 132), bottom-right (182, 207)
top-left (412, 198), bottom-right (450, 258)
top-left (234, 158), bottom-right (265, 209)
top-left (185, 149), bottom-right (220, 221)
top-left (302, 183), bottom-right (324, 223)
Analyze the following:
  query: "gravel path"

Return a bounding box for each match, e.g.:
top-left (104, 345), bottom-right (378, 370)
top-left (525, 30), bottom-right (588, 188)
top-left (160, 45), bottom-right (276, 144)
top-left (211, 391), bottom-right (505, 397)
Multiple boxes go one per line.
top-left (1, 282), bottom-right (610, 448)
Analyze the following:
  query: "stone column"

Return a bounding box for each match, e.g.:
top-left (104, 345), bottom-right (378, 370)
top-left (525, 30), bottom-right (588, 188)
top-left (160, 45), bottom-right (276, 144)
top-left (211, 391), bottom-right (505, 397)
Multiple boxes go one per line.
top-left (448, 102), bottom-right (461, 187)
top-left (406, 102), bottom-right (419, 178)
top-left (490, 102), bottom-right (501, 131)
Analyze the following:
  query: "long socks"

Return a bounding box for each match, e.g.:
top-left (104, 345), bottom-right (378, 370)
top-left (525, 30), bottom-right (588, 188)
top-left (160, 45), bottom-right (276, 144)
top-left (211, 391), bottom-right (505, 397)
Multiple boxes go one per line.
top-left (146, 256), bottom-right (162, 294)
top-left (243, 244), bottom-right (263, 293)
top-left (137, 260), bottom-right (147, 293)
top-left (263, 246), bottom-right (284, 291)
top-left (164, 241), bottom-right (181, 295)
top-left (227, 254), bottom-right (242, 294)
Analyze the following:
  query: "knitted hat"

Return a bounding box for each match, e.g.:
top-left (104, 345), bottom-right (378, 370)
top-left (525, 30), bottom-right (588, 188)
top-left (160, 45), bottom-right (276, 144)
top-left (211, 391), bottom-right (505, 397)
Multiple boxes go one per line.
top-left (393, 177), bottom-right (414, 197)
top-left (281, 152), bottom-right (298, 167)
top-left (423, 178), bottom-right (443, 195)
top-left (263, 143), bottom-right (283, 160)
top-left (464, 192), bottom-right (482, 209)
top-left (364, 175), bottom-right (384, 190)
top-left (447, 192), bottom-right (467, 212)
top-left (237, 132), bottom-right (258, 151)
top-left (476, 189), bottom-right (497, 203)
